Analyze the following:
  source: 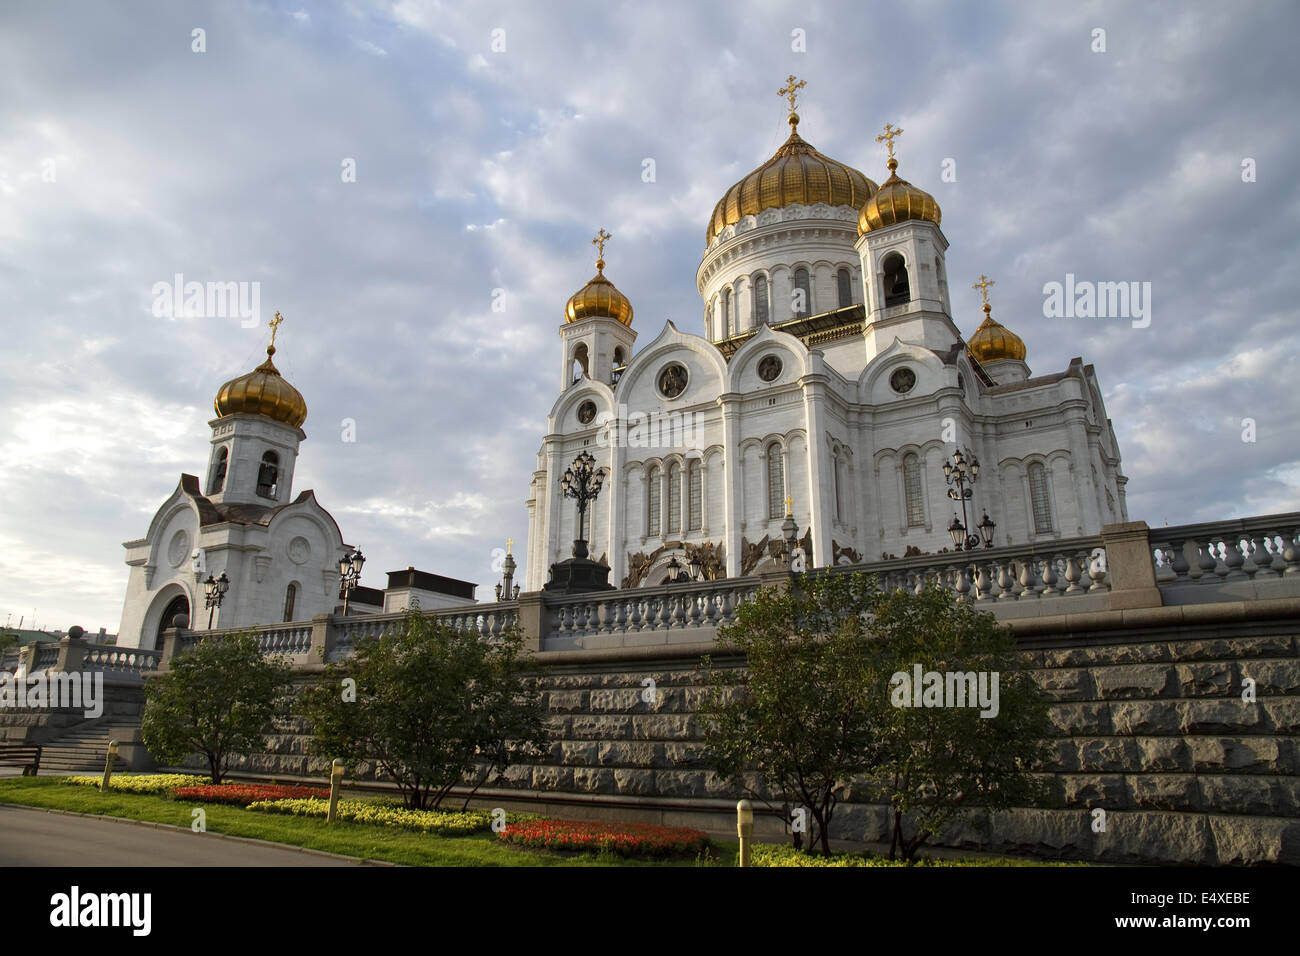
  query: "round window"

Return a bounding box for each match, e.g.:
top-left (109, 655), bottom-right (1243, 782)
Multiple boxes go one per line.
top-left (890, 367), bottom-right (916, 394)
top-left (577, 401), bottom-right (597, 425)
top-left (658, 363), bottom-right (689, 398)
top-left (757, 355), bottom-right (783, 382)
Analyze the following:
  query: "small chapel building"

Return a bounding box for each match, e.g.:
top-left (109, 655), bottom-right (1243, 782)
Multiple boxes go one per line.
top-left (525, 80), bottom-right (1128, 591)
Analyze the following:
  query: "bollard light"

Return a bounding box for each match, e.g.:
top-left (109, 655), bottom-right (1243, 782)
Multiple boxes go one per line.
top-left (100, 740), bottom-right (119, 792)
top-left (327, 758), bottom-right (344, 824)
top-left (737, 799), bottom-right (754, 867)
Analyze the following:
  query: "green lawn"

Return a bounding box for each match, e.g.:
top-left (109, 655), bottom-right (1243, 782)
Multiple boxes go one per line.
top-left (0, 778), bottom-right (723, 867)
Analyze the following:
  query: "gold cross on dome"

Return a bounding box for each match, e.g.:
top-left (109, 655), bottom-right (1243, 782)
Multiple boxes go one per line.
top-left (973, 274), bottom-right (995, 307)
top-left (592, 228), bottom-right (611, 265)
top-left (506, 537), bottom-right (513, 555)
top-left (876, 123), bottom-right (904, 161)
top-left (268, 311), bottom-right (284, 348)
top-left (778, 75), bottom-right (806, 113)
top-left (783, 493), bottom-right (794, 516)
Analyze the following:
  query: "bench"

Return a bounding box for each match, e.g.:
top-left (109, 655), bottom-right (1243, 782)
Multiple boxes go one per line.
top-left (0, 744), bottom-right (41, 776)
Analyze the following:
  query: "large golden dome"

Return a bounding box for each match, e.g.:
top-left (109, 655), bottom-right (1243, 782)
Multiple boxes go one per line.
top-left (706, 114), bottom-right (878, 245)
top-left (858, 157), bottom-right (941, 234)
top-left (214, 345), bottom-right (308, 427)
top-left (967, 304), bottom-right (1027, 363)
top-left (565, 235), bottom-right (634, 326)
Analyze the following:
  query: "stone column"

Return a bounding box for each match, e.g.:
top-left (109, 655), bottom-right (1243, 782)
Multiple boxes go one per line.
top-left (719, 393), bottom-right (743, 577)
top-left (516, 591), bottom-right (546, 654)
top-left (307, 613), bottom-right (335, 664)
top-left (802, 367), bottom-right (833, 569)
top-left (1101, 521), bottom-right (1163, 610)
top-left (54, 632), bottom-right (88, 673)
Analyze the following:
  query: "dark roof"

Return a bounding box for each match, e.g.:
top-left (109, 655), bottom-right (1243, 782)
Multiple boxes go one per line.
top-left (177, 474), bottom-right (339, 532)
top-left (349, 585), bottom-right (384, 607)
top-left (386, 567), bottom-right (477, 600)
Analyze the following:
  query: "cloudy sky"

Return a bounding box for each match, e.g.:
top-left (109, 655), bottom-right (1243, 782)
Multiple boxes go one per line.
top-left (2, 0), bottom-right (1297, 634)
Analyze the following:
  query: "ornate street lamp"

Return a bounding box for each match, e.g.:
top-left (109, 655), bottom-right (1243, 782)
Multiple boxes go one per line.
top-left (560, 450), bottom-right (606, 560)
top-left (338, 549), bottom-right (365, 615)
top-left (943, 447), bottom-right (987, 551)
top-left (977, 512), bottom-right (997, 549)
top-left (688, 551), bottom-right (703, 582)
top-left (203, 571), bottom-right (230, 629)
top-left (496, 539), bottom-right (521, 601)
top-left (666, 555), bottom-right (683, 584)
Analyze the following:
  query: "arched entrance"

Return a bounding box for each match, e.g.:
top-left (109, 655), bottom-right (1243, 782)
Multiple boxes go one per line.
top-left (151, 592), bottom-right (190, 650)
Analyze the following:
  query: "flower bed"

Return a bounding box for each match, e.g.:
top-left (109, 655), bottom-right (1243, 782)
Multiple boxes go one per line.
top-left (172, 783), bottom-right (330, 806)
top-left (63, 774), bottom-right (207, 794)
top-left (246, 798), bottom-right (499, 836)
top-left (749, 843), bottom-right (1081, 867)
top-left (499, 819), bottom-right (709, 859)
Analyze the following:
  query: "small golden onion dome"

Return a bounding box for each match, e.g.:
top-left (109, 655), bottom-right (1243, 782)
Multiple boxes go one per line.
top-left (707, 114), bottom-right (878, 245)
top-left (564, 259), bottom-right (634, 326)
top-left (967, 304), bottom-right (1027, 363)
top-left (213, 346), bottom-right (308, 427)
top-left (857, 157), bottom-right (942, 234)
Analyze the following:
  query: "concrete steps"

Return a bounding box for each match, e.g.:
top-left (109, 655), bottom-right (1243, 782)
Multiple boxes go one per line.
top-left (37, 721), bottom-right (137, 775)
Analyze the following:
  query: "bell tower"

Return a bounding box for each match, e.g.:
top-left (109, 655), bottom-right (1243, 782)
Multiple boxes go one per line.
top-left (855, 124), bottom-right (962, 362)
top-left (206, 312), bottom-right (307, 507)
top-left (558, 229), bottom-right (637, 389)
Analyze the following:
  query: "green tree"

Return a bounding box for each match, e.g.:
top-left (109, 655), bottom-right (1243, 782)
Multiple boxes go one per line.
top-left (700, 572), bottom-right (1051, 860)
top-left (869, 582), bottom-right (1052, 861)
top-left (141, 632), bottom-right (293, 784)
top-left (699, 573), bottom-right (892, 855)
top-left (302, 609), bottom-right (549, 811)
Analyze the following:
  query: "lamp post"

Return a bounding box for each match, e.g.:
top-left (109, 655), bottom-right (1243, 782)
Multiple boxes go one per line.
top-left (666, 555), bottom-right (683, 584)
top-left (203, 571), bottom-right (229, 629)
top-left (942, 448), bottom-right (993, 551)
top-left (560, 450), bottom-right (606, 560)
top-left (338, 549), bottom-right (365, 615)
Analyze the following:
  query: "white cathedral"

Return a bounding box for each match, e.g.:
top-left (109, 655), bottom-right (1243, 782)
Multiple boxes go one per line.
top-left (525, 81), bottom-right (1127, 591)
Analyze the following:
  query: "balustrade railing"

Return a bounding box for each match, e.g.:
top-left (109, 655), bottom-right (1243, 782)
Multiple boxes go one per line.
top-left (1149, 513), bottom-right (1300, 602)
top-left (544, 577), bottom-right (760, 649)
top-left (82, 643), bottom-right (162, 677)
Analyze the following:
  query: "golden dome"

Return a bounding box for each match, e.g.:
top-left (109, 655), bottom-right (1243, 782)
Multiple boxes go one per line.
top-left (706, 114), bottom-right (878, 245)
top-left (565, 260), bottom-right (634, 326)
top-left (214, 345), bottom-right (308, 427)
top-left (858, 157), bottom-right (942, 234)
top-left (967, 304), bottom-right (1027, 363)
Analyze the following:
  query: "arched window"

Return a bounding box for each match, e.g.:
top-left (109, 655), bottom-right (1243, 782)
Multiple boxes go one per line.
top-left (256, 451), bottom-right (279, 499)
top-left (837, 268), bottom-right (853, 308)
top-left (283, 582), bottom-right (298, 622)
top-left (792, 268), bottom-right (811, 318)
top-left (882, 253), bottom-right (910, 307)
top-left (1029, 463), bottom-right (1054, 534)
top-left (572, 343), bottom-right (589, 381)
top-left (902, 453), bottom-right (925, 527)
top-left (753, 274), bottom-right (770, 326)
top-left (687, 460), bottom-right (702, 531)
top-left (668, 462), bottom-right (681, 532)
top-left (612, 347), bottom-right (625, 384)
top-left (767, 443), bottom-right (785, 519)
top-left (647, 466), bottom-right (661, 536)
top-left (208, 447), bottom-right (228, 495)
top-left (722, 289), bottom-right (732, 336)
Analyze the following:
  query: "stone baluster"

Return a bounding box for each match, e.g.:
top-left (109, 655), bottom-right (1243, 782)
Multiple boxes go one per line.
top-left (954, 565), bottom-right (972, 601)
top-left (1196, 540), bottom-right (1218, 581)
top-left (1282, 529), bottom-right (1300, 575)
top-left (1249, 532), bottom-right (1278, 577)
top-left (1040, 555), bottom-right (1060, 597)
top-left (974, 563), bottom-right (994, 601)
top-left (1087, 549), bottom-right (1108, 591)
top-left (1219, 537), bottom-right (1247, 580)
top-left (995, 561), bottom-right (1015, 600)
top-left (1169, 539), bottom-right (1190, 581)
top-left (1017, 557), bottom-right (1041, 599)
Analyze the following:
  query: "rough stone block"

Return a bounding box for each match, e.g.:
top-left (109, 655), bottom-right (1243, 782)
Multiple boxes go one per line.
top-left (630, 714), bottom-right (696, 740)
top-left (588, 688), bottom-right (642, 714)
top-left (1061, 774), bottom-right (1129, 809)
top-left (1263, 698), bottom-right (1300, 734)
top-left (1136, 736), bottom-right (1193, 772)
top-left (1181, 699), bottom-right (1266, 735)
top-left (1043, 739), bottom-right (1080, 773)
top-left (1093, 665), bottom-right (1176, 700)
top-left (1242, 660), bottom-right (1300, 696)
top-left (531, 766), bottom-right (573, 791)
top-left (1128, 774), bottom-right (1201, 811)
top-left (612, 768), bottom-right (657, 796)
top-left (569, 715), bottom-right (629, 739)
top-left (572, 767), bottom-right (614, 793)
top-left (832, 803), bottom-right (893, 843)
top-left (1110, 700), bottom-right (1182, 735)
top-left (559, 740), bottom-right (599, 766)
top-left (1048, 701), bottom-right (1112, 735)
top-left (1174, 662), bottom-right (1237, 697)
top-left (1092, 811), bottom-right (1216, 865)
top-left (1208, 814), bottom-right (1300, 865)
top-left (1076, 737), bottom-right (1141, 773)
top-left (545, 690), bottom-right (589, 713)
top-left (1198, 775), bottom-right (1298, 816)
top-left (1189, 737), bottom-right (1279, 773)
top-left (1033, 667), bottom-right (1094, 701)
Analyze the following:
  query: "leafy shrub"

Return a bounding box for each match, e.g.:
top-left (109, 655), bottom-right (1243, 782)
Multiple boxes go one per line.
top-left (63, 773), bottom-right (207, 794)
top-left (246, 798), bottom-right (500, 836)
top-left (749, 842), bottom-right (1080, 867)
top-left (172, 783), bottom-right (330, 806)
top-left (500, 819), bottom-right (709, 859)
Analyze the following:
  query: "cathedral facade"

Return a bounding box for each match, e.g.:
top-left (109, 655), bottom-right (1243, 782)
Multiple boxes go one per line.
top-left (525, 84), bottom-right (1127, 591)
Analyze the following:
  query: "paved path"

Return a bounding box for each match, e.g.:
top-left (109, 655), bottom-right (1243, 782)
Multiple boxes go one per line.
top-left (0, 805), bottom-right (370, 866)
